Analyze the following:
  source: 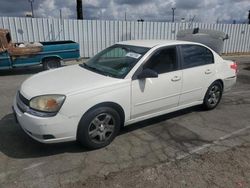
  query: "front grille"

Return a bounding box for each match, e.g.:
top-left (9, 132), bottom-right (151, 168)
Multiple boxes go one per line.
top-left (18, 92), bottom-right (29, 106)
top-left (16, 91), bottom-right (29, 113)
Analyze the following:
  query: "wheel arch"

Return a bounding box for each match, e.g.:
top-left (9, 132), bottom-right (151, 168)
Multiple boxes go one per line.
top-left (204, 79), bottom-right (224, 98)
top-left (41, 56), bottom-right (62, 63)
top-left (203, 79), bottom-right (224, 110)
top-left (213, 79), bottom-right (224, 91)
top-left (79, 101), bottom-right (125, 127)
top-left (203, 79), bottom-right (224, 100)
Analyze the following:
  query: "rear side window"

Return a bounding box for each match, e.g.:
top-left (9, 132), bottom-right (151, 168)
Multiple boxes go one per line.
top-left (144, 47), bottom-right (178, 74)
top-left (181, 45), bottom-right (214, 69)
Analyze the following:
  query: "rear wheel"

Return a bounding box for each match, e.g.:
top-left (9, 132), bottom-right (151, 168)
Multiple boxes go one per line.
top-left (77, 107), bottom-right (121, 149)
top-left (43, 58), bottom-right (61, 70)
top-left (203, 81), bottom-right (223, 110)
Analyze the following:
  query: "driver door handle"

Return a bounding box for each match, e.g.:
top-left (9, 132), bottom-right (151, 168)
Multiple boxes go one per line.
top-left (171, 76), bottom-right (181, 82)
top-left (205, 69), bottom-right (212, 74)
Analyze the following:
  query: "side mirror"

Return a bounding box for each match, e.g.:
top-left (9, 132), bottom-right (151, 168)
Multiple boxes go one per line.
top-left (137, 68), bottom-right (158, 79)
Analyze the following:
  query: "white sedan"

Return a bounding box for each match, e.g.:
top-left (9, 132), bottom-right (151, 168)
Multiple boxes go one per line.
top-left (13, 40), bottom-right (237, 149)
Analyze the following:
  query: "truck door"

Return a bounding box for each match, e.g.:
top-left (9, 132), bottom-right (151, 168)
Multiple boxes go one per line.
top-left (0, 50), bottom-right (11, 69)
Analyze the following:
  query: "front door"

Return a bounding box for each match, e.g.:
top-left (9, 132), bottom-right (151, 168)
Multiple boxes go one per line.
top-left (0, 51), bottom-right (11, 69)
top-left (131, 46), bottom-right (182, 119)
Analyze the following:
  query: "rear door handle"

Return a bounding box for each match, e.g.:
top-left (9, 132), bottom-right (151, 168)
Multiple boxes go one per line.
top-left (205, 69), bottom-right (212, 74)
top-left (171, 76), bottom-right (181, 82)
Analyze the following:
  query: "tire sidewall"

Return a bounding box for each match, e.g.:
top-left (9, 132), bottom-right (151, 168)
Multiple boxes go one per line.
top-left (203, 81), bottom-right (223, 110)
top-left (77, 106), bottom-right (121, 149)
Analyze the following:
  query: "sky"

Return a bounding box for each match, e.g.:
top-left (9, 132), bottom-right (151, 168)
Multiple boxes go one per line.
top-left (0, 0), bottom-right (249, 23)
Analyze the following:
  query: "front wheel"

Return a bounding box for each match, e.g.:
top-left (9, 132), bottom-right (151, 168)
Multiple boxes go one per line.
top-left (203, 81), bottom-right (223, 110)
top-left (43, 58), bottom-right (61, 70)
top-left (77, 107), bottom-right (121, 149)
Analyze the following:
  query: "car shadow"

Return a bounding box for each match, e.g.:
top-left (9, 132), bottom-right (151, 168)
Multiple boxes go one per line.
top-left (120, 105), bottom-right (203, 134)
top-left (0, 105), bottom-right (204, 159)
top-left (0, 113), bottom-right (86, 159)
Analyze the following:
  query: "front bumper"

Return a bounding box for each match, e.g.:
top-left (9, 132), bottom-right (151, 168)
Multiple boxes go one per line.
top-left (13, 94), bottom-right (78, 143)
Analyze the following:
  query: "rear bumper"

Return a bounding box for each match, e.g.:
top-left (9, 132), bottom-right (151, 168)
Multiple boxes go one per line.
top-left (223, 76), bottom-right (237, 92)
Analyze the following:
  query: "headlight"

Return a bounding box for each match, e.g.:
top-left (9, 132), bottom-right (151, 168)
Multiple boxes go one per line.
top-left (30, 95), bottom-right (66, 113)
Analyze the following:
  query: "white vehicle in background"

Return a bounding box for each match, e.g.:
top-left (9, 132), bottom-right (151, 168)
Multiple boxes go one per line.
top-left (13, 40), bottom-right (237, 149)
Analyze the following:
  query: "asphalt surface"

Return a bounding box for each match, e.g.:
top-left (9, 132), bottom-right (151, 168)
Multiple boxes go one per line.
top-left (0, 56), bottom-right (250, 188)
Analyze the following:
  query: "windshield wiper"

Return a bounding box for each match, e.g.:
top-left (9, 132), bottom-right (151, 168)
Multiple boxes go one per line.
top-left (81, 63), bottom-right (110, 76)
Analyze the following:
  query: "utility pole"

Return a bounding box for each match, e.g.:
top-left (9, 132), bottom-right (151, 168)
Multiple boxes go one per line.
top-left (60, 9), bottom-right (62, 20)
top-left (77, 0), bottom-right (83, 20)
top-left (125, 12), bottom-right (127, 21)
top-left (248, 10), bottom-right (250, 24)
top-left (172, 8), bottom-right (176, 22)
top-left (28, 0), bottom-right (34, 18)
top-left (216, 18), bottom-right (219, 24)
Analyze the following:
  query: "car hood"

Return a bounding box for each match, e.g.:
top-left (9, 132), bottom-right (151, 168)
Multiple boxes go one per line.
top-left (20, 65), bottom-right (124, 99)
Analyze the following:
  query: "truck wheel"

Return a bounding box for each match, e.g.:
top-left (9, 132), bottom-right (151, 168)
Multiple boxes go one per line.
top-left (203, 81), bottom-right (223, 110)
top-left (77, 106), bottom-right (121, 149)
top-left (43, 58), bottom-right (61, 70)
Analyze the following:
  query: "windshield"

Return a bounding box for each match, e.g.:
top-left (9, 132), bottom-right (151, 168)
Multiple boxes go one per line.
top-left (81, 44), bottom-right (150, 78)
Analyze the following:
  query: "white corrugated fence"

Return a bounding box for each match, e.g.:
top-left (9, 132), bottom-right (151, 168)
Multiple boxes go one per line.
top-left (0, 17), bottom-right (250, 57)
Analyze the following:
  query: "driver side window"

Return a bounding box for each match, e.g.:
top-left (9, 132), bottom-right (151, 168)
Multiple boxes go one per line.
top-left (144, 47), bottom-right (178, 74)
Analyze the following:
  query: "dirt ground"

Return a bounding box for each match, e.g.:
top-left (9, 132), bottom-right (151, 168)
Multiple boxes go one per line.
top-left (64, 143), bottom-right (250, 188)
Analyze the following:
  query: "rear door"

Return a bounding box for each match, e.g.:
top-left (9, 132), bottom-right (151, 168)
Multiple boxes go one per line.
top-left (178, 44), bottom-right (216, 105)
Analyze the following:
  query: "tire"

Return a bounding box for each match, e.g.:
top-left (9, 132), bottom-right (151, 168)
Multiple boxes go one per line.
top-left (203, 81), bottom-right (223, 110)
top-left (43, 58), bottom-right (61, 70)
top-left (77, 106), bottom-right (121, 149)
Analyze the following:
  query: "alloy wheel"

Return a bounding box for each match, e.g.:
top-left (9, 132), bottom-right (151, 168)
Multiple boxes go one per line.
top-left (207, 85), bottom-right (221, 107)
top-left (88, 113), bottom-right (115, 144)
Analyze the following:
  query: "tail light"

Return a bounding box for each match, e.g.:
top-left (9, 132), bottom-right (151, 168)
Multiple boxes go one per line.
top-left (230, 61), bottom-right (238, 74)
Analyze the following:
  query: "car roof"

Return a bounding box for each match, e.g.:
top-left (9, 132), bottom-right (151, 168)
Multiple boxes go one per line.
top-left (117, 40), bottom-right (202, 48)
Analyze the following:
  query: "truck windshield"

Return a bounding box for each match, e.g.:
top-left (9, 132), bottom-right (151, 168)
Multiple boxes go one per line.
top-left (81, 44), bottom-right (150, 78)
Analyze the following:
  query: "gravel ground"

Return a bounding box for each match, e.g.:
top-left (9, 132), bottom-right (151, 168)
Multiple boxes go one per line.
top-left (64, 143), bottom-right (250, 188)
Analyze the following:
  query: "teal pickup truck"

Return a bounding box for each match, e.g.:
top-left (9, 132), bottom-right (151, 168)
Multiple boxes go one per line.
top-left (0, 29), bottom-right (80, 70)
